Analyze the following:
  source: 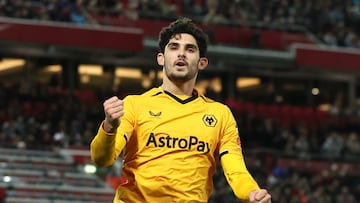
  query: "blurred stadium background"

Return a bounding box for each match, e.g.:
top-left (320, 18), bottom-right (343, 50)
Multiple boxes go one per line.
top-left (0, 0), bottom-right (359, 203)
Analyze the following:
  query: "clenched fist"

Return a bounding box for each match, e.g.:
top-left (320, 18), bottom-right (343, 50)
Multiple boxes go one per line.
top-left (103, 96), bottom-right (124, 133)
top-left (249, 189), bottom-right (271, 203)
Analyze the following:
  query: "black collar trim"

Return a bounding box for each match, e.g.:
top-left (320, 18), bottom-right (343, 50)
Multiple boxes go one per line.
top-left (164, 90), bottom-right (198, 104)
top-left (151, 91), bottom-right (163, 97)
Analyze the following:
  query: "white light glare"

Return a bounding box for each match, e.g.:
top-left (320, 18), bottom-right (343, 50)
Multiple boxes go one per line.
top-left (312, 88), bottom-right (320, 95)
top-left (3, 176), bottom-right (12, 182)
top-left (84, 164), bottom-right (97, 174)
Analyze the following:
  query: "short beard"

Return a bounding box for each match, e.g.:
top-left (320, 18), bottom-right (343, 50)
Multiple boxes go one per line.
top-left (167, 72), bottom-right (192, 84)
top-left (163, 61), bottom-right (197, 84)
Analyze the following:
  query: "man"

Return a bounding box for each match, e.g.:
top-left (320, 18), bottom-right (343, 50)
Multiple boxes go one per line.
top-left (90, 17), bottom-right (271, 203)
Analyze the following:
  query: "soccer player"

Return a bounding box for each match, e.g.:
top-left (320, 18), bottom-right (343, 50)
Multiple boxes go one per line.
top-left (90, 17), bottom-right (271, 203)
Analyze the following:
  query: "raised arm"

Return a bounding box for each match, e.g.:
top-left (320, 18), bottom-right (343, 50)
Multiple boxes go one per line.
top-left (90, 96), bottom-right (126, 167)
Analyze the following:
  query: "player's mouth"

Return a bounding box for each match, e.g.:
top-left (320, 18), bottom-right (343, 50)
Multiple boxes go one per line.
top-left (175, 60), bottom-right (187, 69)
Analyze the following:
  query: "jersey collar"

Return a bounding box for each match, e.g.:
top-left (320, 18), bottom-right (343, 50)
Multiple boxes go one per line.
top-left (155, 87), bottom-right (199, 104)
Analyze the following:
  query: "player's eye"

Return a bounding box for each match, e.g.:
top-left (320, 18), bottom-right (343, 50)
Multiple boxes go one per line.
top-left (187, 48), bottom-right (195, 52)
top-left (168, 43), bottom-right (178, 50)
top-left (186, 45), bottom-right (197, 53)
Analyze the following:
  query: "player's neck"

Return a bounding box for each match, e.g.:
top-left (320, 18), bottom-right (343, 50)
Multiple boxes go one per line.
top-left (160, 81), bottom-right (194, 96)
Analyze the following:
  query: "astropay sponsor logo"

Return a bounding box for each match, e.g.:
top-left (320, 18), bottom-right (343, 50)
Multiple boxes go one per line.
top-left (145, 132), bottom-right (210, 153)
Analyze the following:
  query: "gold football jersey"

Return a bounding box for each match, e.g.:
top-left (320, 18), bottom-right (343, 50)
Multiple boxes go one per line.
top-left (91, 87), bottom-right (259, 203)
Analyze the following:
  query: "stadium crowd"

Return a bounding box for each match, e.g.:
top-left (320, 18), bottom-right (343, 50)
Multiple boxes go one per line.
top-left (0, 0), bottom-right (359, 202)
top-left (1, 0), bottom-right (360, 48)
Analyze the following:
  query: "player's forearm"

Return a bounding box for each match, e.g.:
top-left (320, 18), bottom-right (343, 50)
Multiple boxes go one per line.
top-left (90, 124), bottom-right (118, 167)
top-left (227, 173), bottom-right (260, 202)
top-left (221, 153), bottom-right (260, 202)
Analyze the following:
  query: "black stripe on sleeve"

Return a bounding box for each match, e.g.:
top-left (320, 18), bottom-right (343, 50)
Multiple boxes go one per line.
top-left (219, 150), bottom-right (229, 159)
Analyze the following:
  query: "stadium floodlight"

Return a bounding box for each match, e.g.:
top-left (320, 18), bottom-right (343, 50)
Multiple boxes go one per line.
top-left (0, 58), bottom-right (25, 72)
top-left (115, 67), bottom-right (142, 79)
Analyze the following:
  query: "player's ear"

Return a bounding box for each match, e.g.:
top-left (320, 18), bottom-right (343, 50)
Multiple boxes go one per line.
top-left (157, 52), bottom-right (164, 66)
top-left (198, 57), bottom-right (208, 70)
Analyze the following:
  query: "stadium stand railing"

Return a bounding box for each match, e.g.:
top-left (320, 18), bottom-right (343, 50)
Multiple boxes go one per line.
top-left (0, 148), bottom-right (114, 203)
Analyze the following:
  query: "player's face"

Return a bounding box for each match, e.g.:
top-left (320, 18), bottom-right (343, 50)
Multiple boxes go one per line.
top-left (157, 33), bottom-right (208, 83)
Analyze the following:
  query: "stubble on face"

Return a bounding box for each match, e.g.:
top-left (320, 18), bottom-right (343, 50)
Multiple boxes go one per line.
top-left (163, 34), bottom-right (200, 84)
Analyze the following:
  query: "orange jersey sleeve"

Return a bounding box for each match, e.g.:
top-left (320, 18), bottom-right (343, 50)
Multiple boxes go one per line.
top-left (218, 106), bottom-right (260, 202)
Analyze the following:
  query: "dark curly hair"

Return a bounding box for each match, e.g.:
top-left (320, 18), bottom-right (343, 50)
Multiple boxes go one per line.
top-left (158, 17), bottom-right (208, 57)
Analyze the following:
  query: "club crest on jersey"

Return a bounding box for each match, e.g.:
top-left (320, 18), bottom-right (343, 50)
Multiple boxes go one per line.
top-left (202, 114), bottom-right (217, 127)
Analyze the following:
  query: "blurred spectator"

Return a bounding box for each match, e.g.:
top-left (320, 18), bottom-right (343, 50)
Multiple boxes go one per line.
top-left (344, 28), bottom-right (360, 47)
top-left (158, 0), bottom-right (178, 18)
top-left (70, 5), bottom-right (86, 25)
top-left (336, 186), bottom-right (356, 203)
top-left (321, 131), bottom-right (345, 159)
top-left (138, 0), bottom-right (162, 18)
top-left (125, 0), bottom-right (139, 20)
top-left (2, 0), bottom-right (360, 49)
top-left (323, 29), bottom-right (338, 46)
top-left (202, 0), bottom-right (227, 25)
top-left (294, 133), bottom-right (310, 158)
top-left (183, 0), bottom-right (207, 21)
top-left (343, 132), bottom-right (360, 159)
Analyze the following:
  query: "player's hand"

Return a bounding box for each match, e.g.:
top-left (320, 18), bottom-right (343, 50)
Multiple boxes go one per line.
top-left (249, 189), bottom-right (271, 203)
top-left (103, 96), bottom-right (124, 133)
